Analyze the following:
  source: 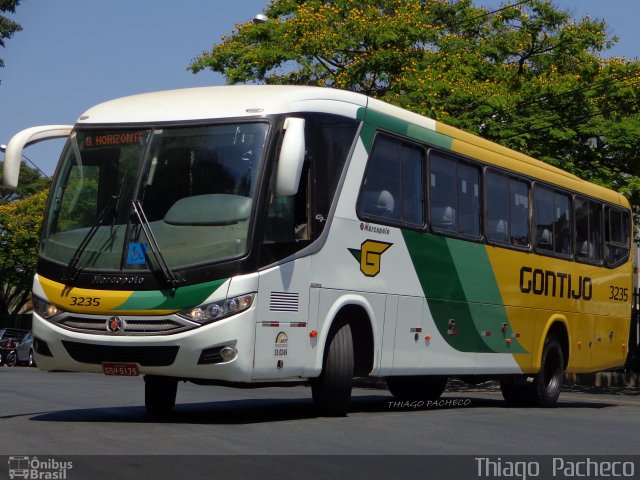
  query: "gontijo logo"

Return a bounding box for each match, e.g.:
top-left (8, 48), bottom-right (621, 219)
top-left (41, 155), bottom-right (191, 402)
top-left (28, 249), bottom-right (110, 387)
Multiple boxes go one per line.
top-left (349, 240), bottom-right (393, 277)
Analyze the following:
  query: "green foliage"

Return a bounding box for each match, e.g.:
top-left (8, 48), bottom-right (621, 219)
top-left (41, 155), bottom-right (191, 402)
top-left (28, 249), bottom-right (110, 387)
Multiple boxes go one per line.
top-left (0, 161), bottom-right (50, 203)
top-left (190, 0), bottom-right (640, 216)
top-left (0, 188), bottom-right (47, 319)
top-left (0, 161), bottom-right (50, 317)
top-left (0, 0), bottom-right (22, 77)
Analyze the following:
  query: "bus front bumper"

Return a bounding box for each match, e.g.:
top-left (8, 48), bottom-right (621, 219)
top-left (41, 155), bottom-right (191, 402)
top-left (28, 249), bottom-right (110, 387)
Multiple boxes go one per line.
top-left (31, 308), bottom-right (259, 383)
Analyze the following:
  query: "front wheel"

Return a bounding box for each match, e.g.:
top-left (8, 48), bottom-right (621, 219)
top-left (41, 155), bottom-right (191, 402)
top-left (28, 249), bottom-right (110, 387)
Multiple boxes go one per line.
top-left (144, 375), bottom-right (178, 415)
top-left (386, 375), bottom-right (448, 401)
top-left (311, 322), bottom-right (354, 416)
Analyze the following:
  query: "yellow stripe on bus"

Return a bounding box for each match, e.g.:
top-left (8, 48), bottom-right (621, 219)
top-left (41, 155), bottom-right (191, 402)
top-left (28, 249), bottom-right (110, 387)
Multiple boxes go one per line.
top-left (38, 276), bottom-right (176, 316)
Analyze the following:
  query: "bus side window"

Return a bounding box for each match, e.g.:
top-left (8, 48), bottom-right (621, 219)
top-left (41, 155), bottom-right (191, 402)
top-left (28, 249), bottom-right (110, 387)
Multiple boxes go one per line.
top-left (534, 186), bottom-right (554, 251)
top-left (605, 206), bottom-right (630, 265)
top-left (534, 185), bottom-right (571, 256)
top-left (430, 151), bottom-right (480, 237)
top-left (575, 197), bottom-right (603, 263)
top-left (357, 134), bottom-right (424, 227)
top-left (486, 170), bottom-right (509, 243)
top-left (554, 192), bottom-right (571, 255)
top-left (358, 136), bottom-right (401, 221)
top-left (430, 153), bottom-right (456, 231)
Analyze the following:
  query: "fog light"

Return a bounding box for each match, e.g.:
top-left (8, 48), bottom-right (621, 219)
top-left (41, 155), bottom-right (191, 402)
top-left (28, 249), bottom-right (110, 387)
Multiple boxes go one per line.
top-left (219, 346), bottom-right (238, 362)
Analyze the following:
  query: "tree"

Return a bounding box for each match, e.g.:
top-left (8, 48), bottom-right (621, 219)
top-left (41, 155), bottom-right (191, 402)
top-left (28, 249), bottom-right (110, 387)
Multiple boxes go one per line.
top-left (190, 0), bottom-right (640, 212)
top-left (0, 161), bottom-right (50, 204)
top-left (0, 160), bottom-right (50, 320)
top-left (0, 0), bottom-right (22, 83)
top-left (0, 188), bottom-right (47, 321)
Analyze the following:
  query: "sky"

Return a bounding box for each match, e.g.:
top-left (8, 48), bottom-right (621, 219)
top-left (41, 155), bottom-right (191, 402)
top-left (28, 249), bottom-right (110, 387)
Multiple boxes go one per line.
top-left (1, 0), bottom-right (640, 177)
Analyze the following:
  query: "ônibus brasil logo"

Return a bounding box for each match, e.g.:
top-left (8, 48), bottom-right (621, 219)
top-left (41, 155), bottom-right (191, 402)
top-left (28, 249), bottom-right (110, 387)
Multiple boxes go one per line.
top-left (8, 456), bottom-right (73, 479)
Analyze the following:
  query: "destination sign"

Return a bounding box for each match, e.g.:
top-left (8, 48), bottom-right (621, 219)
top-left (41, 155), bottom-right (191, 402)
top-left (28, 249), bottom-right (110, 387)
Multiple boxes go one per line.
top-left (84, 132), bottom-right (144, 148)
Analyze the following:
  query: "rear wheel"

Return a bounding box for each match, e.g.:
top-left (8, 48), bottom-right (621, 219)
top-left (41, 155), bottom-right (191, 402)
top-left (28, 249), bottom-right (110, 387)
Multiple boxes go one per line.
top-left (28, 350), bottom-right (36, 368)
top-left (144, 375), bottom-right (178, 415)
top-left (530, 334), bottom-right (564, 407)
top-left (386, 375), bottom-right (448, 401)
top-left (6, 351), bottom-right (16, 367)
top-left (311, 322), bottom-right (354, 416)
top-left (500, 334), bottom-right (564, 408)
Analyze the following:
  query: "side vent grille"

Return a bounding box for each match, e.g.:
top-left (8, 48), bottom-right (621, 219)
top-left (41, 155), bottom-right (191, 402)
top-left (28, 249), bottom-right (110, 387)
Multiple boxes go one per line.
top-left (269, 292), bottom-right (300, 312)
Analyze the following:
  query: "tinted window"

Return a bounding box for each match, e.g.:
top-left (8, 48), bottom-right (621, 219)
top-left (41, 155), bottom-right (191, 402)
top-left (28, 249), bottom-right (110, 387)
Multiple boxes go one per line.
top-left (430, 151), bottom-right (480, 237)
top-left (574, 197), bottom-right (603, 262)
top-left (605, 206), bottom-right (630, 265)
top-left (357, 134), bottom-right (424, 226)
top-left (534, 186), bottom-right (570, 255)
top-left (486, 170), bottom-right (529, 246)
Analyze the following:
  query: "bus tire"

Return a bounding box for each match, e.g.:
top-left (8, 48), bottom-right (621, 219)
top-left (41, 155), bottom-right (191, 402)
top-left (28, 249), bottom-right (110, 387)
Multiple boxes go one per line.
top-left (530, 334), bottom-right (564, 407)
top-left (386, 375), bottom-right (448, 401)
top-left (144, 375), bottom-right (178, 415)
top-left (311, 322), bottom-right (354, 416)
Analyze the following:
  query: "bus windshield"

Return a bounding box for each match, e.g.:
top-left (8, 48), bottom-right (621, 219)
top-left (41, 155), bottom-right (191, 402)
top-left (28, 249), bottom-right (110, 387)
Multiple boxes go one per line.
top-left (41, 123), bottom-right (269, 272)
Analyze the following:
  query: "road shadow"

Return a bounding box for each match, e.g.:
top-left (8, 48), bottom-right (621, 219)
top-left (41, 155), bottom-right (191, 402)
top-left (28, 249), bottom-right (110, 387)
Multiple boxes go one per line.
top-left (27, 389), bottom-right (615, 425)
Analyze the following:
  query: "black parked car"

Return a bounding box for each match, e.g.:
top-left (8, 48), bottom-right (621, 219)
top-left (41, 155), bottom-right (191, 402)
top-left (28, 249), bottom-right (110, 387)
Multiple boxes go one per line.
top-left (0, 329), bottom-right (28, 366)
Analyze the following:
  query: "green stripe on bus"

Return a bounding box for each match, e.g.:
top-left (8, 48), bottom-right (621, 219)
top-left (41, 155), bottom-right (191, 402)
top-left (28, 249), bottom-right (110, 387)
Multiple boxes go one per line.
top-left (446, 239), bottom-right (526, 353)
top-left (402, 231), bottom-right (526, 354)
top-left (115, 278), bottom-right (227, 311)
top-left (402, 231), bottom-right (488, 352)
top-left (356, 107), bottom-right (453, 151)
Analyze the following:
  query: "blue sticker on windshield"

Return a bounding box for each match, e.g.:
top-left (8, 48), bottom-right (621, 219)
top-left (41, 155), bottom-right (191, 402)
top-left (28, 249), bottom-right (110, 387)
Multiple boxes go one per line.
top-left (127, 243), bottom-right (147, 265)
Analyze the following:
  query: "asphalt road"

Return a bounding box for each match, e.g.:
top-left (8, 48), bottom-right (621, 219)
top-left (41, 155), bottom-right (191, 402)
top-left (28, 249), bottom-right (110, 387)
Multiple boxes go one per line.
top-left (2, 367), bottom-right (639, 479)
top-left (3, 366), bottom-right (640, 455)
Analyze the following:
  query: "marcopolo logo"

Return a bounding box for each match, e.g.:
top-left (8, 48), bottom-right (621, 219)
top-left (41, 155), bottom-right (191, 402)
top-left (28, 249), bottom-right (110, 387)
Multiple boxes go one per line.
top-left (348, 240), bottom-right (393, 277)
top-left (8, 456), bottom-right (73, 479)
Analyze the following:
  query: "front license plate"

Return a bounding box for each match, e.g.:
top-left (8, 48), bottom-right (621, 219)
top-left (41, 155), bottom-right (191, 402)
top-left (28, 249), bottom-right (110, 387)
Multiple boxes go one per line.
top-left (102, 362), bottom-right (140, 376)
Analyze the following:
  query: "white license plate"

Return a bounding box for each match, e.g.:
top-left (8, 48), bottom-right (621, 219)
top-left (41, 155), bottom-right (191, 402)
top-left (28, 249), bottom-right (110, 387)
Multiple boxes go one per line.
top-left (102, 362), bottom-right (140, 376)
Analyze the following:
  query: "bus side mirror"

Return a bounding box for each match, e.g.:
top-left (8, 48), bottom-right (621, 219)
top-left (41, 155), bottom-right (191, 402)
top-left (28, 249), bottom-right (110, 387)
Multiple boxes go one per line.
top-left (275, 117), bottom-right (305, 196)
top-left (2, 125), bottom-right (73, 187)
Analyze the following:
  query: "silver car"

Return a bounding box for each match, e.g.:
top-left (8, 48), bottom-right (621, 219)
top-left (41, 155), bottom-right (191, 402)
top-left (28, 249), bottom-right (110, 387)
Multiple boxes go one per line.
top-left (13, 331), bottom-right (36, 367)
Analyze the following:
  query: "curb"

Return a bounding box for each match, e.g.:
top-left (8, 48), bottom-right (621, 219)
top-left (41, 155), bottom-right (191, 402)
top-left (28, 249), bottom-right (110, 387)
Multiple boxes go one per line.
top-left (564, 372), bottom-right (639, 388)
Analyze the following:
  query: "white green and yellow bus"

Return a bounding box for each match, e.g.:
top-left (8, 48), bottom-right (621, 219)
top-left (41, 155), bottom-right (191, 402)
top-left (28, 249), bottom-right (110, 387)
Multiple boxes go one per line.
top-left (3, 86), bottom-right (632, 415)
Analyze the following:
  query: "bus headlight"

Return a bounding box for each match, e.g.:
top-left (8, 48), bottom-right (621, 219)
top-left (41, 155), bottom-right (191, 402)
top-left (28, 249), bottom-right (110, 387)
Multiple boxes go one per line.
top-left (178, 293), bottom-right (255, 324)
top-left (32, 296), bottom-right (64, 319)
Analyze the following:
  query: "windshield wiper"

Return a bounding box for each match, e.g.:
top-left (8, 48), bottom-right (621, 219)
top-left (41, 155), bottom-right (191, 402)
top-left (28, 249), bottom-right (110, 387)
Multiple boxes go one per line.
top-left (131, 200), bottom-right (185, 288)
top-left (62, 194), bottom-right (120, 285)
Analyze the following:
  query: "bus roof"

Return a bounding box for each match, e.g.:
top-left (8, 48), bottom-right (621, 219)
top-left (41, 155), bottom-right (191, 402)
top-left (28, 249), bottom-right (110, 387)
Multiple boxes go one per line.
top-left (76, 85), bottom-right (630, 210)
top-left (76, 85), bottom-right (369, 125)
